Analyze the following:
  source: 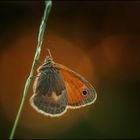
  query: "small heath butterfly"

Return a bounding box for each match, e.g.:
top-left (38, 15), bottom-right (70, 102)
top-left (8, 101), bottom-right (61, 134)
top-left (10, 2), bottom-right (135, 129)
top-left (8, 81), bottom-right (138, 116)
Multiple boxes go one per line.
top-left (30, 49), bottom-right (97, 117)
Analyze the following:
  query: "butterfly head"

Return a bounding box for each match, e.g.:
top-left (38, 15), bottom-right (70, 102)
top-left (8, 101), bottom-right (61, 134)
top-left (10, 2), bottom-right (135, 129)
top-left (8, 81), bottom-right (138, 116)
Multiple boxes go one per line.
top-left (43, 49), bottom-right (56, 66)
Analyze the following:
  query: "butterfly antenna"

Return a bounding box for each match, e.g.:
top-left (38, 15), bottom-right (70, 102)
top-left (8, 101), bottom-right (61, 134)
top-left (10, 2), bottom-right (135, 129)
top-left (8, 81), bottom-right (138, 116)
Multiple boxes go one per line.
top-left (47, 48), bottom-right (52, 59)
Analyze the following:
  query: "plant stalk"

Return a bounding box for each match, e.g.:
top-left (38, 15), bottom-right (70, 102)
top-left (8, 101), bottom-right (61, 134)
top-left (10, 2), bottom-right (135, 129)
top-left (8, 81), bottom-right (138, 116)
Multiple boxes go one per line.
top-left (9, 1), bottom-right (52, 139)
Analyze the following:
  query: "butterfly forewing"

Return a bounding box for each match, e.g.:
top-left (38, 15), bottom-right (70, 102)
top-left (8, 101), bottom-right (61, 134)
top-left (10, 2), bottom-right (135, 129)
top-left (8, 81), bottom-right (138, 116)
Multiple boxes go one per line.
top-left (56, 63), bottom-right (97, 109)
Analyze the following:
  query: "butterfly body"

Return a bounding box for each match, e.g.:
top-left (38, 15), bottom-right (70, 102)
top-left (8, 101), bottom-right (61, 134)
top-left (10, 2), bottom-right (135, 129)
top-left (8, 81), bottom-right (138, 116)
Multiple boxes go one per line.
top-left (30, 49), bottom-right (97, 117)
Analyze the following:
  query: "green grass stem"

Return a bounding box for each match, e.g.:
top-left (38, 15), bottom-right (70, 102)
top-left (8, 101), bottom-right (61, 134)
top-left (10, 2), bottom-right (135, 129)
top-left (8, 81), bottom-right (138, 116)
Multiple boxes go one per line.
top-left (9, 1), bottom-right (52, 139)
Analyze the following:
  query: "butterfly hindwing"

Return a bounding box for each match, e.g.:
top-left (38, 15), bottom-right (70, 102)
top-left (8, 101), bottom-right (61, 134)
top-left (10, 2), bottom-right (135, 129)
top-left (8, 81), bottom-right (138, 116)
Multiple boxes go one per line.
top-left (56, 63), bottom-right (97, 109)
top-left (30, 66), bottom-right (68, 117)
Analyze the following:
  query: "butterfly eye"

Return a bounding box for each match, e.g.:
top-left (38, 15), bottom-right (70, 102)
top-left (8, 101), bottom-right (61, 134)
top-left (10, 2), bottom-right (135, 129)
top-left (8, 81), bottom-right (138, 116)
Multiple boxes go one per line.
top-left (47, 63), bottom-right (52, 67)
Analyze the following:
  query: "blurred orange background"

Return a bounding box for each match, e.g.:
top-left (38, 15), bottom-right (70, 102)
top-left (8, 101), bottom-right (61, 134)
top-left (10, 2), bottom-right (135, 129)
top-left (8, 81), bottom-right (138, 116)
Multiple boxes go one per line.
top-left (0, 1), bottom-right (140, 139)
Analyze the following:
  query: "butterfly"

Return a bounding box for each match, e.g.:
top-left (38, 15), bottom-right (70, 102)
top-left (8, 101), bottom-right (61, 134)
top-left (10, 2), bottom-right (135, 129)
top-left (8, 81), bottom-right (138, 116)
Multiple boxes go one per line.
top-left (30, 49), bottom-right (97, 117)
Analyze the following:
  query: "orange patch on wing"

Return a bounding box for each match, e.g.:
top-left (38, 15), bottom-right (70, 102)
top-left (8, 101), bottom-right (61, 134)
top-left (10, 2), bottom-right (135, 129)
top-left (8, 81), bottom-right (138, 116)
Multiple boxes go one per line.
top-left (60, 69), bottom-right (85, 105)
